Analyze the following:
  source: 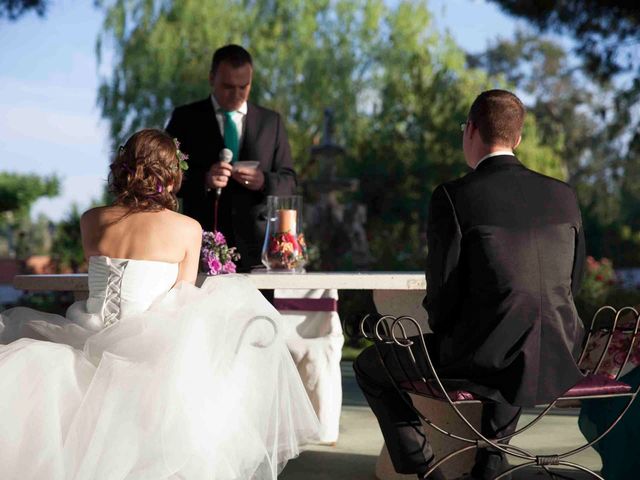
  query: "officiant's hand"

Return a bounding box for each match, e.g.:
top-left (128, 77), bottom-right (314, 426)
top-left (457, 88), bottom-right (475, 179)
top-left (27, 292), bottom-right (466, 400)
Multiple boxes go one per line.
top-left (232, 167), bottom-right (264, 191)
top-left (207, 161), bottom-right (233, 189)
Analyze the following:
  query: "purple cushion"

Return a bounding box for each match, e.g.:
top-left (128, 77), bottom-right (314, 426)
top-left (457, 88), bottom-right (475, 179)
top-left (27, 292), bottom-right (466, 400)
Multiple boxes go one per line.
top-left (561, 373), bottom-right (632, 398)
top-left (273, 298), bottom-right (337, 312)
top-left (401, 373), bottom-right (632, 403)
top-left (399, 380), bottom-right (477, 402)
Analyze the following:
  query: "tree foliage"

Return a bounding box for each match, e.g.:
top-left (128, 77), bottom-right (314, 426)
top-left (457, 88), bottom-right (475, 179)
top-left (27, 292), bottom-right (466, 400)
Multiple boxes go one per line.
top-left (50, 205), bottom-right (85, 273)
top-left (97, 0), bottom-right (566, 269)
top-left (0, 0), bottom-right (47, 20)
top-left (0, 172), bottom-right (59, 219)
top-left (487, 0), bottom-right (640, 81)
top-left (97, 0), bottom-right (383, 161)
top-left (11, 214), bottom-right (55, 258)
top-left (486, 1), bottom-right (640, 160)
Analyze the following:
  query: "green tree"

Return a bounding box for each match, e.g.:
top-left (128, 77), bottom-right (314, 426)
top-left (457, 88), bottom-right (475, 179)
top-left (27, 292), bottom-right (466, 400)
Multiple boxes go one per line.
top-left (0, 172), bottom-right (59, 257)
top-left (341, 6), bottom-right (564, 268)
top-left (50, 205), bottom-right (85, 273)
top-left (0, 172), bottom-right (59, 218)
top-left (485, 2), bottom-right (640, 166)
top-left (11, 214), bottom-right (55, 258)
top-left (96, 0), bottom-right (384, 163)
top-left (487, 0), bottom-right (639, 81)
top-left (97, 0), bottom-right (565, 269)
top-left (0, 0), bottom-right (47, 20)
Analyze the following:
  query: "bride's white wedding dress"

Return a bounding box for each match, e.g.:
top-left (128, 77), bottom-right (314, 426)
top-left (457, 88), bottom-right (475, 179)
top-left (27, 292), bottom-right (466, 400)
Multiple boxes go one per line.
top-left (0, 256), bottom-right (318, 480)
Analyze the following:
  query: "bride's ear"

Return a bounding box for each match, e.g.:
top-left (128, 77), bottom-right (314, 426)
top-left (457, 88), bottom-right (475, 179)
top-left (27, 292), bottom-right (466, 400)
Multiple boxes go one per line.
top-left (167, 183), bottom-right (174, 193)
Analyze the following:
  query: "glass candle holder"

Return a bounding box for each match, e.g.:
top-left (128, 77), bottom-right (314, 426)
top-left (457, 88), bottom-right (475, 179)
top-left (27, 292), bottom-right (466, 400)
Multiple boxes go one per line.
top-left (261, 195), bottom-right (307, 272)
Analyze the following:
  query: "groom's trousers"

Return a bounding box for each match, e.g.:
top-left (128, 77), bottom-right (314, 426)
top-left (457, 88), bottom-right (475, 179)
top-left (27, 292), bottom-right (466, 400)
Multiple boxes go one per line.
top-left (353, 335), bottom-right (521, 475)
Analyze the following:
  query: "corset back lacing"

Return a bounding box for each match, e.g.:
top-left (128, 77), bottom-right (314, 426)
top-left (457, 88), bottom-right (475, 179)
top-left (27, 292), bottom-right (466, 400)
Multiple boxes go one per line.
top-left (101, 259), bottom-right (128, 327)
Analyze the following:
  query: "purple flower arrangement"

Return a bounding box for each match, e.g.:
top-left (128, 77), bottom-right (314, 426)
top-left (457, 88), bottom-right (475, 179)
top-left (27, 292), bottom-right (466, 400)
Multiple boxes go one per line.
top-left (200, 231), bottom-right (240, 275)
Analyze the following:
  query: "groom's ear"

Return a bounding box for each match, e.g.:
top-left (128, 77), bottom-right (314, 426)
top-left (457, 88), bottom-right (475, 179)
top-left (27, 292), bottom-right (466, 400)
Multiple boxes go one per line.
top-left (513, 135), bottom-right (522, 150)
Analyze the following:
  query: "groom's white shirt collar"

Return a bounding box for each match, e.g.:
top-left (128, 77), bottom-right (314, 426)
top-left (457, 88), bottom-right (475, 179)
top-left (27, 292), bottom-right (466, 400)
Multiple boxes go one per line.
top-left (210, 95), bottom-right (248, 115)
top-left (210, 95), bottom-right (248, 142)
top-left (474, 150), bottom-right (514, 170)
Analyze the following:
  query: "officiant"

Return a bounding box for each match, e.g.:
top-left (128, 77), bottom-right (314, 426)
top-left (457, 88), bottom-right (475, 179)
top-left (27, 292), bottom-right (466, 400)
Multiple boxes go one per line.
top-left (166, 44), bottom-right (297, 271)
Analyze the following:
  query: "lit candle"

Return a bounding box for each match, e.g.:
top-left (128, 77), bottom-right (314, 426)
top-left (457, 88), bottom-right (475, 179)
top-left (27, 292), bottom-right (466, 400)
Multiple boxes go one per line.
top-left (278, 209), bottom-right (297, 233)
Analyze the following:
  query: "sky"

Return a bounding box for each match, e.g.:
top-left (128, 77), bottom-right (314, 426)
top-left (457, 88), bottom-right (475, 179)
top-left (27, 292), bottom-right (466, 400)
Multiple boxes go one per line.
top-left (0, 0), bottom-right (525, 221)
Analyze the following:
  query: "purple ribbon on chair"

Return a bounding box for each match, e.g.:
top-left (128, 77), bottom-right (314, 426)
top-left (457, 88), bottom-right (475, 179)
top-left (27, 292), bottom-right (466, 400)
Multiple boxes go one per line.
top-left (273, 298), bottom-right (338, 312)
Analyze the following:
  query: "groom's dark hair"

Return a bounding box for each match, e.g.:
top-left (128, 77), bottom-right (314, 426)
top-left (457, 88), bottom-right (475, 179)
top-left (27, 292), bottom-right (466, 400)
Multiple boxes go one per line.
top-left (210, 44), bottom-right (253, 75)
top-left (468, 89), bottom-right (525, 148)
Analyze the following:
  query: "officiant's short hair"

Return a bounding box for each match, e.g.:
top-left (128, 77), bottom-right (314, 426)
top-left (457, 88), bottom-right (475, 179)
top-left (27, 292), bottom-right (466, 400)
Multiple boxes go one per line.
top-left (468, 90), bottom-right (525, 148)
top-left (210, 44), bottom-right (253, 74)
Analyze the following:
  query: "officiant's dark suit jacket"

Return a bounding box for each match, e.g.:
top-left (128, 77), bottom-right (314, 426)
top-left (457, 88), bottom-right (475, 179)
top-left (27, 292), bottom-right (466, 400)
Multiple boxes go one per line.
top-left (424, 154), bottom-right (586, 407)
top-left (166, 98), bottom-right (296, 270)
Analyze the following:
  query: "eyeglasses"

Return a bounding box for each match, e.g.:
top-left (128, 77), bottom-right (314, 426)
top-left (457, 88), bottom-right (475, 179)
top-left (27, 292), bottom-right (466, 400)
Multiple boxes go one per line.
top-left (460, 121), bottom-right (468, 132)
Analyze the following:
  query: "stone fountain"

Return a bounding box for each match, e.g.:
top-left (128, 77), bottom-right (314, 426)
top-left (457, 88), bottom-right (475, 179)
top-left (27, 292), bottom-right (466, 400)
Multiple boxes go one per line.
top-left (302, 109), bottom-right (373, 270)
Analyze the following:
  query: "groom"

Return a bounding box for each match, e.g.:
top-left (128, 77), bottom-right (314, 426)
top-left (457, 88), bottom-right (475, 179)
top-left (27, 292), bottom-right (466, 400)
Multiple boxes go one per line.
top-left (354, 90), bottom-right (586, 479)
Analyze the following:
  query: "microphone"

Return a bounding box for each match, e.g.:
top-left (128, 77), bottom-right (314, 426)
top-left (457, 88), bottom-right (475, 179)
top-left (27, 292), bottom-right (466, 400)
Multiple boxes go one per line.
top-left (216, 148), bottom-right (233, 197)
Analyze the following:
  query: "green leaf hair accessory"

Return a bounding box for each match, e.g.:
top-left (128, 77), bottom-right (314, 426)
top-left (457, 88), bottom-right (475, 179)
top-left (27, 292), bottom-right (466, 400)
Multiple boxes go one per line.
top-left (174, 138), bottom-right (189, 171)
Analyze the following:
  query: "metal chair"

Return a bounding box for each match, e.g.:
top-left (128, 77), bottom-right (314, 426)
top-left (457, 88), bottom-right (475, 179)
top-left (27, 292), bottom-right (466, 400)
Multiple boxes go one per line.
top-left (360, 306), bottom-right (640, 479)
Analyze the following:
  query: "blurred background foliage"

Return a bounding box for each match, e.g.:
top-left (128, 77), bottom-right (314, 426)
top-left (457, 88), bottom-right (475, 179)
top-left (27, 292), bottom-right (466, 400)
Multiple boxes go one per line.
top-left (94, 0), bottom-right (567, 272)
top-left (2, 0), bottom-right (640, 324)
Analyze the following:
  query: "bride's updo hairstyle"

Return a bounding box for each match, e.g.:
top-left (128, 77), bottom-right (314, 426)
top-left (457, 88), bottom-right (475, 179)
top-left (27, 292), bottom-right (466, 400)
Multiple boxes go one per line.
top-left (109, 129), bottom-right (184, 212)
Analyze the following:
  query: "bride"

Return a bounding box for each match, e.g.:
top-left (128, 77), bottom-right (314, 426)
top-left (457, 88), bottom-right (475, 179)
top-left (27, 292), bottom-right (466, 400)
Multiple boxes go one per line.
top-left (0, 129), bottom-right (318, 479)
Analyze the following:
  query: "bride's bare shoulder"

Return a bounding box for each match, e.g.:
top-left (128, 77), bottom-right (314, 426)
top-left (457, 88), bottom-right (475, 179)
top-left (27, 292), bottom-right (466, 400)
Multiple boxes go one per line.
top-left (81, 206), bottom-right (126, 227)
top-left (162, 210), bottom-right (202, 235)
top-left (81, 207), bottom-right (201, 238)
top-left (80, 206), bottom-right (109, 226)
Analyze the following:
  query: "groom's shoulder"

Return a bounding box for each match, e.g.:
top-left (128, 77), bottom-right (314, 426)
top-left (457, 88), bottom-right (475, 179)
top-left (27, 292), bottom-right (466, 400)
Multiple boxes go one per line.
top-left (528, 168), bottom-right (575, 192)
top-left (433, 173), bottom-right (471, 198)
top-left (444, 163), bottom-right (575, 194)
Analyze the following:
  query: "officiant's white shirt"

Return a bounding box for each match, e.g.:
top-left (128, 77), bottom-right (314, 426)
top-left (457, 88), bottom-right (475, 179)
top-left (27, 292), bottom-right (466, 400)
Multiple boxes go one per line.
top-left (211, 95), bottom-right (247, 150)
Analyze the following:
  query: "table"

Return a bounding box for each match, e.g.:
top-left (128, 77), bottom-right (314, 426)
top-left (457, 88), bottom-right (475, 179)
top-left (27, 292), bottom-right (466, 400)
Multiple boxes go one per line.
top-left (13, 271), bottom-right (425, 292)
top-left (13, 272), bottom-right (428, 320)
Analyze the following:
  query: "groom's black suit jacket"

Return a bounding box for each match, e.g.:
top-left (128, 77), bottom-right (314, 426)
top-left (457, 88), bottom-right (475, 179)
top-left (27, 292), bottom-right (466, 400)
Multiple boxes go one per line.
top-left (424, 155), bottom-right (586, 407)
top-left (166, 98), bottom-right (296, 270)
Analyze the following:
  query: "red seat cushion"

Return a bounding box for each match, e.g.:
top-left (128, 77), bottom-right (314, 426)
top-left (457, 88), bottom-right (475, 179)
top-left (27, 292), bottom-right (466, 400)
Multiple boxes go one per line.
top-left (399, 380), bottom-right (477, 402)
top-left (561, 373), bottom-right (632, 398)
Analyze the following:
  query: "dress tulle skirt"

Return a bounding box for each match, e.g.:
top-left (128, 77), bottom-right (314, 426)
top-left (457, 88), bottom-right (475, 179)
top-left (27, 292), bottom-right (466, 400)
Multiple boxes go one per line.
top-left (0, 276), bottom-right (318, 480)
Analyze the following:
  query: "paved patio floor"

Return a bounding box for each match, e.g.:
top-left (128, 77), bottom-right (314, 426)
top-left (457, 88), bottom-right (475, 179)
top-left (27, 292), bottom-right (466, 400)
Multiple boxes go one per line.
top-left (279, 363), bottom-right (601, 480)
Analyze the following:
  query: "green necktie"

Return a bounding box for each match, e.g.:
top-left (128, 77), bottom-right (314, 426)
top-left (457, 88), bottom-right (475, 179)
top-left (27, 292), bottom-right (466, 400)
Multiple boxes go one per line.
top-left (223, 111), bottom-right (239, 163)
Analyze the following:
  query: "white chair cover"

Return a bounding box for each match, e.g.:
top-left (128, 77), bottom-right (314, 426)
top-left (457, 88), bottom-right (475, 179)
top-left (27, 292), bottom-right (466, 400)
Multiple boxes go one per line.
top-left (274, 289), bottom-right (344, 444)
